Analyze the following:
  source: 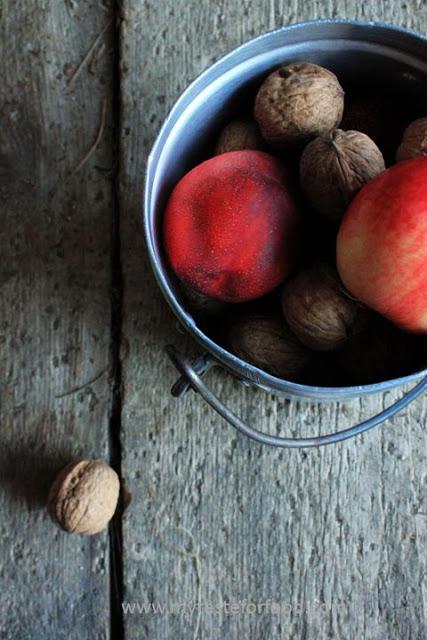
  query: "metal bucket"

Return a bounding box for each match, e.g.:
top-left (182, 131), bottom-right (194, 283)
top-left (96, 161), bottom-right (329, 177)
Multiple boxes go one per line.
top-left (145, 20), bottom-right (427, 448)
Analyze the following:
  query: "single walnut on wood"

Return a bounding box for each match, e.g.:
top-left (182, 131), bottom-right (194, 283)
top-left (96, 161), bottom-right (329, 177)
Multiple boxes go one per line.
top-left (214, 118), bottom-right (265, 155)
top-left (300, 129), bottom-right (385, 220)
top-left (48, 459), bottom-right (120, 535)
top-left (281, 264), bottom-right (360, 351)
top-left (396, 117), bottom-right (427, 162)
top-left (254, 62), bottom-right (344, 149)
top-left (229, 313), bottom-right (311, 379)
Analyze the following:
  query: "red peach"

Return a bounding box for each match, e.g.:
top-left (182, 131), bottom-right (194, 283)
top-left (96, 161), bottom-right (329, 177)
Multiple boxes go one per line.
top-left (337, 157), bottom-right (427, 333)
top-left (163, 150), bottom-right (302, 302)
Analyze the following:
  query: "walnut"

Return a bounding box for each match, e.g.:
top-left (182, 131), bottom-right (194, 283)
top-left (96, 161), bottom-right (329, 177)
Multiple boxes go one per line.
top-left (300, 129), bottom-right (385, 220)
top-left (281, 264), bottom-right (360, 351)
top-left (254, 62), bottom-right (344, 149)
top-left (229, 313), bottom-right (310, 379)
top-left (396, 117), bottom-right (427, 162)
top-left (48, 459), bottom-right (120, 535)
top-left (214, 118), bottom-right (265, 155)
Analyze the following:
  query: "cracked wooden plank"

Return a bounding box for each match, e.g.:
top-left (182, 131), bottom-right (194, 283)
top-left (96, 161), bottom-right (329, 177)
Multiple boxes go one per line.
top-left (119, 1), bottom-right (426, 639)
top-left (0, 1), bottom-right (115, 638)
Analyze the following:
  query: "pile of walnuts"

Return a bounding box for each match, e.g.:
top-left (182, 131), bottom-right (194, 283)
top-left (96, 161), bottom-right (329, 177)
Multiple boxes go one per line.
top-left (223, 62), bottom-right (389, 221)
top-left (185, 61), bottom-right (426, 384)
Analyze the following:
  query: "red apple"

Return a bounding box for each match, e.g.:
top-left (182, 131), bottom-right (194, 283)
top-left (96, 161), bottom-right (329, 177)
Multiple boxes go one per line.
top-left (337, 157), bottom-right (427, 333)
top-left (163, 150), bottom-right (301, 302)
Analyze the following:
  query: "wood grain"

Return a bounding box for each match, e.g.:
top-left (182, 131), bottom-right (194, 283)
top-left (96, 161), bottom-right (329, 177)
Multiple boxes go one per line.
top-left (119, 2), bottom-right (426, 639)
top-left (0, 1), bottom-right (115, 638)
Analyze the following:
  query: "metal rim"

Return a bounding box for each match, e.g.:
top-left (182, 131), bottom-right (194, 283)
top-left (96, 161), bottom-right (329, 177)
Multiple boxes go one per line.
top-left (144, 20), bottom-right (427, 400)
top-left (167, 346), bottom-right (427, 448)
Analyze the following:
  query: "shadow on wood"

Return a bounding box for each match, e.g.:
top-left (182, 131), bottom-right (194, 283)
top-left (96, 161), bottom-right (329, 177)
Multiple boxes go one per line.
top-left (0, 443), bottom-right (74, 510)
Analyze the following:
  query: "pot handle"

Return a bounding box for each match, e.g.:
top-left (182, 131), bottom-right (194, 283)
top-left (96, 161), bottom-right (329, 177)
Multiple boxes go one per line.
top-left (166, 345), bottom-right (427, 448)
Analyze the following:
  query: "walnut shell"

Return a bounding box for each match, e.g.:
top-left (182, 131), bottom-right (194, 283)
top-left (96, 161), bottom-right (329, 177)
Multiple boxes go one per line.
top-left (214, 118), bottom-right (265, 155)
top-left (254, 62), bottom-right (344, 149)
top-left (300, 129), bottom-right (385, 220)
top-left (48, 459), bottom-right (120, 535)
top-left (281, 264), bottom-right (360, 351)
top-left (229, 313), bottom-right (310, 379)
top-left (396, 117), bottom-right (427, 162)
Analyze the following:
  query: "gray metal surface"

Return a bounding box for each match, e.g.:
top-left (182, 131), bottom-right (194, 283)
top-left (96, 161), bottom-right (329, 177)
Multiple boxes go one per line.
top-left (167, 346), bottom-right (427, 447)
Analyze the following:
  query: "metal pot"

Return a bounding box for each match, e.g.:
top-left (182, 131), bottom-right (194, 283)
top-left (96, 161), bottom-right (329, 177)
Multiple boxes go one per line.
top-left (144, 20), bottom-right (427, 448)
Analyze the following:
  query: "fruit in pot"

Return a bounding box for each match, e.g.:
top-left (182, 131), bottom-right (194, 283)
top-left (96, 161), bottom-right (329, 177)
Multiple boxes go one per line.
top-left (254, 62), bottom-right (344, 149)
top-left (336, 157), bottom-right (427, 333)
top-left (396, 118), bottom-right (427, 162)
top-left (228, 313), bottom-right (311, 378)
top-left (214, 118), bottom-right (265, 155)
top-left (163, 150), bottom-right (302, 302)
top-left (300, 130), bottom-right (385, 220)
top-left (281, 263), bottom-right (361, 351)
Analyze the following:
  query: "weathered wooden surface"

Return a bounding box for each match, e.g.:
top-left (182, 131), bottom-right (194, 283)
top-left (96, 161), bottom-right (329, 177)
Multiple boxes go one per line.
top-left (0, 1), bottom-right (115, 638)
top-left (0, 1), bottom-right (426, 638)
top-left (119, 2), bottom-right (426, 640)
